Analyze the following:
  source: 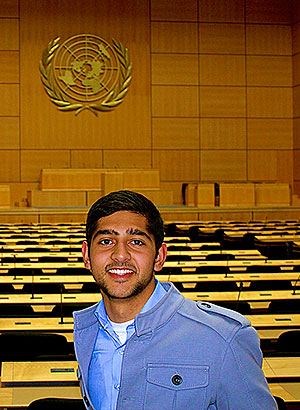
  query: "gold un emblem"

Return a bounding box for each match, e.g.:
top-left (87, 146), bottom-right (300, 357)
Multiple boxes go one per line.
top-left (39, 34), bottom-right (132, 116)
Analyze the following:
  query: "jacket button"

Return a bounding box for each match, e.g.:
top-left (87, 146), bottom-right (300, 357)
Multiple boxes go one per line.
top-left (171, 374), bottom-right (183, 386)
top-left (201, 302), bottom-right (211, 308)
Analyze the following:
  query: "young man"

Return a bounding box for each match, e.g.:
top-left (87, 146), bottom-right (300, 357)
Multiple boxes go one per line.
top-left (73, 190), bottom-right (278, 410)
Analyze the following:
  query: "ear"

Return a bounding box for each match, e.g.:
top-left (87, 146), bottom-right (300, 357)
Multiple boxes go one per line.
top-left (154, 243), bottom-right (167, 272)
top-left (82, 241), bottom-right (91, 270)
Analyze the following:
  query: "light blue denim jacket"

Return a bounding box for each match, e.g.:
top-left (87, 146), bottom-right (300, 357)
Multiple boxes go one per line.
top-left (73, 282), bottom-right (277, 410)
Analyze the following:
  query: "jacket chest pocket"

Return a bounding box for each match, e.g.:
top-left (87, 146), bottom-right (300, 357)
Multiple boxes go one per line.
top-left (143, 362), bottom-right (209, 410)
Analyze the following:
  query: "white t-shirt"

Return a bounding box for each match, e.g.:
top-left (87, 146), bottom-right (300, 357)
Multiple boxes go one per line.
top-left (109, 318), bottom-right (134, 344)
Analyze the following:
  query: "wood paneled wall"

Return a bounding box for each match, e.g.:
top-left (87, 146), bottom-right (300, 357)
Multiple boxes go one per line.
top-left (293, 0), bottom-right (300, 195)
top-left (151, 0), bottom-right (293, 198)
top-left (0, 0), bottom-right (297, 207)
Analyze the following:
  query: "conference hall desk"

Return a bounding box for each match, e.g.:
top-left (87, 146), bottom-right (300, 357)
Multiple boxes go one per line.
top-left (0, 249), bottom-right (266, 260)
top-left (0, 314), bottom-right (300, 341)
top-left (1, 271), bottom-right (299, 285)
top-left (0, 360), bottom-right (299, 408)
top-left (0, 259), bottom-right (299, 273)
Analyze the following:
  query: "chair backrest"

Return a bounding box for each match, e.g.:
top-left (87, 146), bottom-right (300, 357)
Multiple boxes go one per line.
top-left (276, 330), bottom-right (300, 354)
top-left (273, 396), bottom-right (287, 410)
top-left (0, 332), bottom-right (71, 362)
top-left (28, 398), bottom-right (86, 409)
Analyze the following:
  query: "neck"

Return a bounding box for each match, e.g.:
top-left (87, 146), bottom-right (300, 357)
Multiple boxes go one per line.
top-left (102, 281), bottom-right (156, 323)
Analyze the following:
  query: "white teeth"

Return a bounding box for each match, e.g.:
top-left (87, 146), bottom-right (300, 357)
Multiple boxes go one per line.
top-left (109, 269), bottom-right (133, 275)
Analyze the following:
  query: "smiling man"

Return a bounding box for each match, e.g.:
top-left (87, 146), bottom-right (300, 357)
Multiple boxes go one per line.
top-left (73, 190), bottom-right (277, 410)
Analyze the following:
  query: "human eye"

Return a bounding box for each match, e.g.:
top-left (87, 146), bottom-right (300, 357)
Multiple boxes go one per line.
top-left (131, 239), bottom-right (145, 246)
top-left (99, 238), bottom-right (113, 246)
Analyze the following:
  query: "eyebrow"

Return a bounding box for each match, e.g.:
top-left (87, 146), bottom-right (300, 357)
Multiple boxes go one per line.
top-left (92, 228), bottom-right (152, 242)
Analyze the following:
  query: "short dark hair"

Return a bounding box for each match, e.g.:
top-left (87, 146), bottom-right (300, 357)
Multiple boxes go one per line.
top-left (86, 190), bottom-right (164, 252)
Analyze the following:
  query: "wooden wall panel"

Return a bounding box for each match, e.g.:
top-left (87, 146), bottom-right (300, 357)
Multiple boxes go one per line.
top-left (21, 150), bottom-right (70, 182)
top-left (0, 51), bottom-right (19, 83)
top-left (20, 0), bottom-right (151, 151)
top-left (160, 181), bottom-right (184, 205)
top-left (246, 25), bottom-right (291, 55)
top-left (9, 182), bottom-right (39, 207)
top-left (199, 0), bottom-right (244, 23)
top-left (294, 118), bottom-right (300, 149)
top-left (152, 150), bottom-right (199, 181)
top-left (152, 86), bottom-right (199, 117)
top-left (152, 118), bottom-right (199, 149)
top-left (277, 150), bottom-right (293, 184)
top-left (293, 150), bottom-right (300, 179)
top-left (0, 0), bottom-right (19, 17)
top-left (200, 150), bottom-right (247, 181)
top-left (70, 150), bottom-right (103, 168)
top-left (199, 23), bottom-right (245, 54)
top-left (151, 54), bottom-right (199, 85)
top-left (293, 52), bottom-right (300, 85)
top-left (0, 150), bottom-right (19, 182)
top-left (0, 19), bottom-right (19, 49)
top-left (293, 85), bottom-right (300, 117)
top-left (200, 55), bottom-right (245, 86)
top-left (200, 118), bottom-right (246, 150)
top-left (151, 22), bottom-right (198, 53)
top-left (245, 0), bottom-right (292, 24)
top-left (292, 0), bottom-right (300, 24)
top-left (200, 86), bottom-right (246, 117)
top-left (248, 119), bottom-right (293, 149)
top-left (103, 150), bottom-right (152, 168)
top-left (248, 151), bottom-right (277, 181)
top-left (150, 0), bottom-right (198, 21)
top-left (247, 88), bottom-right (292, 118)
top-left (0, 85), bottom-right (19, 116)
top-left (0, 117), bottom-right (19, 149)
top-left (247, 56), bottom-right (292, 86)
top-left (292, 22), bottom-right (300, 53)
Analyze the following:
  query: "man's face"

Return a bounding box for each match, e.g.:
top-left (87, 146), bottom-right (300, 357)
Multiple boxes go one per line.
top-left (82, 210), bottom-right (166, 302)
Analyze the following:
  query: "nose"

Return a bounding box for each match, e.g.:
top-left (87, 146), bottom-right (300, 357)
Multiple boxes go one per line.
top-left (111, 241), bottom-right (131, 262)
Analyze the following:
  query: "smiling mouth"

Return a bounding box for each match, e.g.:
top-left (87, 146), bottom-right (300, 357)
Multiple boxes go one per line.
top-left (107, 268), bottom-right (135, 280)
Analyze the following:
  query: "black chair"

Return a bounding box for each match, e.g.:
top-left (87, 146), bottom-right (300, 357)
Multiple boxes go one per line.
top-left (194, 281), bottom-right (239, 292)
top-left (0, 332), bottom-right (73, 363)
top-left (8, 267), bottom-right (44, 276)
top-left (22, 283), bottom-right (63, 294)
top-left (28, 398), bottom-right (86, 410)
top-left (273, 396), bottom-right (287, 410)
top-left (268, 299), bottom-right (300, 314)
top-left (159, 266), bottom-right (183, 277)
top-left (248, 280), bottom-right (292, 291)
top-left (0, 303), bottom-right (36, 317)
top-left (165, 254), bottom-right (192, 261)
top-left (50, 303), bottom-right (93, 317)
top-left (55, 267), bottom-right (91, 275)
top-left (205, 253), bottom-right (235, 261)
top-left (272, 330), bottom-right (300, 356)
top-left (215, 301), bottom-right (252, 315)
top-left (81, 282), bottom-right (100, 293)
top-left (196, 266), bottom-right (230, 275)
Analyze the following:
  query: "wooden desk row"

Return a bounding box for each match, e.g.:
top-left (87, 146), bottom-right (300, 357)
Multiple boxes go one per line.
top-left (0, 289), bottom-right (297, 304)
top-left (0, 314), bottom-right (299, 340)
top-left (0, 249), bottom-right (265, 259)
top-left (0, 259), bottom-right (299, 272)
top-left (0, 271), bottom-right (299, 285)
top-left (1, 357), bottom-right (299, 384)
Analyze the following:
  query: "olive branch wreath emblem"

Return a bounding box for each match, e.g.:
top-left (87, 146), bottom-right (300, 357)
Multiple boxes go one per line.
top-left (39, 37), bottom-right (132, 116)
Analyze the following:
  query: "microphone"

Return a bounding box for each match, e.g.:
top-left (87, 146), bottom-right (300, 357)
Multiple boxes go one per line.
top-left (59, 283), bottom-right (64, 324)
top-left (292, 273), bottom-right (300, 295)
top-left (235, 282), bottom-right (243, 312)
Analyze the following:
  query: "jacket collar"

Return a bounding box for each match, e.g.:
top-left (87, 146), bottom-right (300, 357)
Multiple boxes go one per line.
top-left (73, 282), bottom-right (184, 335)
top-left (134, 282), bottom-right (184, 336)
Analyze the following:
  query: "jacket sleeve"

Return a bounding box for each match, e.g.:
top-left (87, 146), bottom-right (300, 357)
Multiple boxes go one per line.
top-left (216, 325), bottom-right (278, 410)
